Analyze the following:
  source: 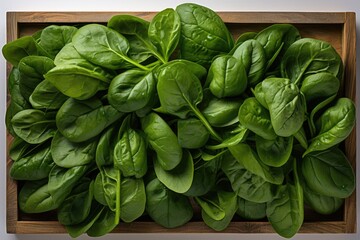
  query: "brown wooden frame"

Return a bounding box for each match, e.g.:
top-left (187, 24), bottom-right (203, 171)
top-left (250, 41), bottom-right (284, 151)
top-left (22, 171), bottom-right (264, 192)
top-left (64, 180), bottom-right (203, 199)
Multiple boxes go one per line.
top-left (6, 11), bottom-right (356, 234)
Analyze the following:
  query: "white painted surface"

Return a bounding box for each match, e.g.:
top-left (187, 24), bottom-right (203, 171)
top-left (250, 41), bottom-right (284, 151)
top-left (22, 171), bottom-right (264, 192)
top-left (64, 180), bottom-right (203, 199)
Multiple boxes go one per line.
top-left (0, 1), bottom-right (359, 239)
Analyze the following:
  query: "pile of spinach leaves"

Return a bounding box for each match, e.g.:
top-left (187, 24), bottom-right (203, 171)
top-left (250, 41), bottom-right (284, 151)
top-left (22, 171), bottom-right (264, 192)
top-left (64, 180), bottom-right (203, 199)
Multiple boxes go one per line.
top-left (2, 3), bottom-right (355, 238)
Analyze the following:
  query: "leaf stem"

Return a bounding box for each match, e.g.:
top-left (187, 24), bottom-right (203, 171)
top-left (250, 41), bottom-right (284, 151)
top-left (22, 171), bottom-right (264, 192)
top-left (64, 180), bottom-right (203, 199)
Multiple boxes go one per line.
top-left (191, 106), bottom-right (222, 142)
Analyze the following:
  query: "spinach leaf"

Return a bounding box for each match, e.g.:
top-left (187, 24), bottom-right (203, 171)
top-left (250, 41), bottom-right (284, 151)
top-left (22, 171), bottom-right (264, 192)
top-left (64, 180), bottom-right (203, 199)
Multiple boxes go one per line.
top-left (9, 136), bottom-right (35, 161)
top-left (56, 97), bottom-right (123, 143)
top-left (73, 24), bottom-right (148, 70)
top-left (120, 177), bottom-right (146, 222)
top-left (221, 152), bottom-right (275, 203)
top-left (206, 125), bottom-right (248, 150)
top-left (238, 97), bottom-right (277, 140)
top-left (141, 112), bottom-right (182, 170)
top-left (18, 55), bottom-right (55, 100)
top-left (232, 39), bottom-right (266, 86)
top-left (58, 178), bottom-right (94, 225)
top-left (157, 61), bottom-right (221, 141)
top-left (48, 165), bottom-right (89, 206)
top-left (2, 36), bottom-right (38, 66)
top-left (6, 68), bottom-right (31, 136)
top-left (202, 97), bottom-right (242, 128)
top-left (229, 143), bottom-right (284, 185)
top-left (11, 109), bottom-right (56, 144)
top-left (184, 159), bottom-right (219, 196)
top-left (45, 64), bottom-right (109, 100)
top-left (176, 3), bottom-right (234, 67)
top-left (256, 135), bottom-right (293, 167)
top-left (99, 166), bottom-right (121, 223)
top-left (114, 116), bottom-right (147, 178)
top-left (146, 178), bottom-right (193, 228)
top-left (108, 69), bottom-right (155, 112)
top-left (86, 207), bottom-right (118, 237)
top-left (234, 32), bottom-right (257, 47)
top-left (262, 77), bottom-right (306, 137)
top-left (177, 118), bottom-right (210, 149)
top-left (29, 80), bottom-right (68, 110)
top-left (255, 24), bottom-right (300, 70)
top-left (10, 143), bottom-right (54, 180)
top-left (154, 150), bottom-right (194, 194)
top-left (299, 171), bottom-right (344, 215)
top-left (66, 203), bottom-right (104, 238)
top-left (201, 190), bottom-right (238, 231)
top-left (207, 55), bottom-right (247, 98)
top-left (149, 8), bottom-right (181, 62)
top-left (304, 98), bottom-right (355, 156)
top-left (195, 196), bottom-right (225, 221)
top-left (54, 43), bottom-right (115, 79)
top-left (39, 25), bottom-right (77, 59)
top-left (95, 126), bottom-right (117, 168)
top-left (18, 179), bottom-right (58, 213)
top-left (302, 148), bottom-right (355, 198)
top-left (108, 15), bottom-right (160, 64)
top-left (51, 131), bottom-right (97, 168)
top-left (237, 198), bottom-right (266, 220)
top-left (281, 38), bottom-right (343, 85)
top-left (267, 161), bottom-right (304, 238)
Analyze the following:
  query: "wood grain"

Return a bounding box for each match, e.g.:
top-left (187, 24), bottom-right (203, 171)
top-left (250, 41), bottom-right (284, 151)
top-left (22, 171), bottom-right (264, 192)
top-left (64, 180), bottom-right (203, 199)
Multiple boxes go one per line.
top-left (5, 11), bottom-right (356, 234)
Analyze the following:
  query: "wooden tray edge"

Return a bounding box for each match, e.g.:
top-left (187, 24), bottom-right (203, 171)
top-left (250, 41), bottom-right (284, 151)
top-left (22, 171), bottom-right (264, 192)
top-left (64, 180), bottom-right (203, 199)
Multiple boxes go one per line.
top-left (5, 11), bottom-right (357, 234)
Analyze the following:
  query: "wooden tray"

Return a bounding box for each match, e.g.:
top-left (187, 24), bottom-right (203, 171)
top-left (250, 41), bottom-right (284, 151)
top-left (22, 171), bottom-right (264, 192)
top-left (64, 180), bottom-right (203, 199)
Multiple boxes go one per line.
top-left (6, 11), bottom-right (356, 234)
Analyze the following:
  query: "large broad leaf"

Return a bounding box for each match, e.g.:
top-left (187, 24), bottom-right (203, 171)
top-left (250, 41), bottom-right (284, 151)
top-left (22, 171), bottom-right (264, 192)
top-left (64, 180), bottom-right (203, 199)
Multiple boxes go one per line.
top-left (302, 148), bottom-right (355, 198)
top-left (154, 150), bottom-right (194, 194)
top-left (114, 116), bottom-right (147, 178)
top-left (232, 39), bottom-right (266, 86)
top-left (29, 80), bottom-right (68, 110)
top-left (73, 24), bottom-right (147, 70)
top-left (255, 24), bottom-right (301, 70)
top-left (281, 38), bottom-right (343, 85)
top-left (48, 165), bottom-right (89, 206)
top-left (304, 98), bottom-right (355, 156)
top-left (11, 109), bottom-right (56, 144)
top-left (157, 61), bottom-right (221, 141)
top-left (18, 179), bottom-right (58, 213)
top-left (141, 112), bottom-right (182, 170)
top-left (10, 144), bottom-right (54, 180)
top-left (238, 97), bottom-right (277, 140)
top-left (229, 143), bottom-right (284, 185)
top-left (120, 178), bottom-right (146, 222)
top-left (157, 61), bottom-right (203, 119)
top-left (176, 3), bottom-right (234, 67)
top-left (148, 8), bottom-right (181, 62)
top-left (2, 36), bottom-right (38, 66)
top-left (221, 152), bottom-right (275, 203)
top-left (256, 135), bottom-right (293, 167)
top-left (18, 56), bottom-right (55, 101)
top-left (6, 68), bottom-right (31, 136)
top-left (262, 77), bottom-right (306, 137)
top-left (45, 65), bottom-right (110, 100)
top-left (201, 190), bottom-right (238, 231)
top-left (58, 179), bottom-right (94, 225)
top-left (146, 178), bottom-right (193, 228)
top-left (51, 131), bottom-right (97, 168)
top-left (207, 55), bottom-right (247, 97)
top-left (86, 207), bottom-right (118, 237)
top-left (108, 69), bottom-right (155, 112)
top-left (267, 183), bottom-right (304, 238)
top-left (39, 25), bottom-right (77, 58)
top-left (237, 198), bottom-right (267, 220)
top-left (267, 161), bottom-right (304, 238)
top-left (299, 171), bottom-right (344, 215)
top-left (56, 97), bottom-right (123, 143)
